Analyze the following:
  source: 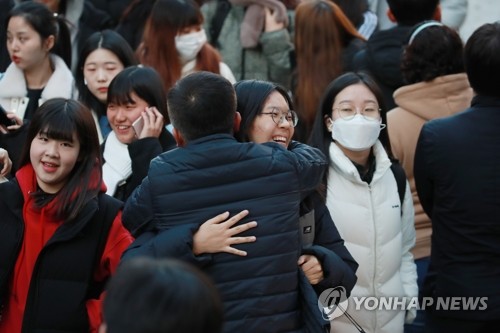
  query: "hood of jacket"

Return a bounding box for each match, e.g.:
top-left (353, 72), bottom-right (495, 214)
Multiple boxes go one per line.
top-left (365, 26), bottom-right (412, 89)
top-left (392, 73), bottom-right (473, 121)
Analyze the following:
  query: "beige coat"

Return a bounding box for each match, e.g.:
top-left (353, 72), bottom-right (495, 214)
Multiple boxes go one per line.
top-left (387, 73), bottom-right (472, 259)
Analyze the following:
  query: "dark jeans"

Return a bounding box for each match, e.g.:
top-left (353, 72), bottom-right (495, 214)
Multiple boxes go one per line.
top-left (404, 257), bottom-right (429, 333)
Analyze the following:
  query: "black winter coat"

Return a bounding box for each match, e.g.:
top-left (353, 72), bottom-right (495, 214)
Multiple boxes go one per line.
top-left (122, 134), bottom-right (327, 333)
top-left (414, 95), bottom-right (500, 320)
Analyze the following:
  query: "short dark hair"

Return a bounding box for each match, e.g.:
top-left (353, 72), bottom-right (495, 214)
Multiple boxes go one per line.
top-left (402, 22), bottom-right (464, 84)
top-left (464, 22), bottom-right (500, 98)
top-left (309, 72), bottom-right (392, 187)
top-left (76, 30), bottom-right (138, 118)
top-left (387, 0), bottom-right (439, 26)
top-left (107, 66), bottom-right (169, 121)
top-left (234, 80), bottom-right (293, 143)
top-left (19, 98), bottom-right (102, 221)
top-left (103, 257), bottom-right (223, 333)
top-left (167, 71), bottom-right (236, 141)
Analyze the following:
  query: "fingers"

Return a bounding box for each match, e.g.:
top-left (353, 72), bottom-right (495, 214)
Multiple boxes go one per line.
top-left (223, 209), bottom-right (249, 227)
top-left (204, 211), bottom-right (230, 225)
top-left (229, 236), bottom-right (256, 245)
top-left (224, 246), bottom-right (248, 257)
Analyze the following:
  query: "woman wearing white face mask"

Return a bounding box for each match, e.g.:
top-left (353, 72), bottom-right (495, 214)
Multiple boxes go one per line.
top-left (309, 72), bottom-right (418, 333)
top-left (136, 0), bottom-right (235, 93)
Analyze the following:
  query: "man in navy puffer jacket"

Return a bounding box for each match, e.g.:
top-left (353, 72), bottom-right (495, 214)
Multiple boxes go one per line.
top-left (122, 71), bottom-right (328, 333)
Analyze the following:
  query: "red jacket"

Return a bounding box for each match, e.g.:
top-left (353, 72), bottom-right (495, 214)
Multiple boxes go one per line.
top-left (0, 164), bottom-right (133, 333)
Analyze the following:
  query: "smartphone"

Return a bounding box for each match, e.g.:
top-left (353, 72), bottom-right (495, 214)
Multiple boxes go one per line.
top-left (0, 105), bottom-right (16, 127)
top-left (132, 116), bottom-right (144, 136)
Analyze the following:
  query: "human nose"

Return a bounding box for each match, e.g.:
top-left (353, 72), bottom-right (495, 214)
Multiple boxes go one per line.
top-left (44, 141), bottom-right (59, 157)
top-left (96, 68), bottom-right (106, 82)
top-left (114, 107), bottom-right (127, 121)
top-left (278, 113), bottom-right (291, 128)
top-left (8, 38), bottom-right (19, 52)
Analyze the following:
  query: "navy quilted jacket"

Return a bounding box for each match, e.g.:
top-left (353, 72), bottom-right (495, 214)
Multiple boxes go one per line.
top-left (122, 134), bottom-right (327, 333)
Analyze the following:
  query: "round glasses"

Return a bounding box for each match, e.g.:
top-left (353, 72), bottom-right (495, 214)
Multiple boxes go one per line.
top-left (333, 103), bottom-right (381, 121)
top-left (261, 108), bottom-right (299, 127)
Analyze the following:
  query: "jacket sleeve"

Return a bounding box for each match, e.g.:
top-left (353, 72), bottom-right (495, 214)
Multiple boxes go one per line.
top-left (260, 27), bottom-right (294, 89)
top-left (400, 180), bottom-right (418, 323)
top-left (303, 196), bottom-right (358, 297)
top-left (126, 137), bottom-right (164, 200)
top-left (121, 225), bottom-right (214, 268)
top-left (87, 211), bottom-right (134, 333)
top-left (286, 141), bottom-right (327, 194)
top-left (414, 123), bottom-right (435, 217)
top-left (122, 176), bottom-right (155, 236)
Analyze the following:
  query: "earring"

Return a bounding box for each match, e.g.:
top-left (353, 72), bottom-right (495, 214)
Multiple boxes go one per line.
top-left (84, 78), bottom-right (88, 85)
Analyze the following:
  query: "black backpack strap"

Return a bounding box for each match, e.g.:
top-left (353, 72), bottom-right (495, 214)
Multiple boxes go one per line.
top-left (209, 0), bottom-right (231, 46)
top-left (390, 161), bottom-right (407, 215)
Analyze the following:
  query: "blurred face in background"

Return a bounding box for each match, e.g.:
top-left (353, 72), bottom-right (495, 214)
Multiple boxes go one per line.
top-left (6, 16), bottom-right (53, 72)
top-left (83, 49), bottom-right (125, 103)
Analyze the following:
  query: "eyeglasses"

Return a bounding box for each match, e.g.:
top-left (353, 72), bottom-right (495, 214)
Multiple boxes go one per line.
top-left (333, 103), bottom-right (381, 121)
top-left (261, 108), bottom-right (298, 127)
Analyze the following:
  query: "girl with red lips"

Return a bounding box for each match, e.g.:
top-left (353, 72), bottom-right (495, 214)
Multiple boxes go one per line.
top-left (0, 2), bottom-right (74, 176)
top-left (0, 98), bottom-right (133, 333)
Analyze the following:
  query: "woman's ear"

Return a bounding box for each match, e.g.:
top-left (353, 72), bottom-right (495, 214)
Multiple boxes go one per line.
top-left (44, 35), bottom-right (55, 52)
top-left (324, 115), bottom-right (333, 132)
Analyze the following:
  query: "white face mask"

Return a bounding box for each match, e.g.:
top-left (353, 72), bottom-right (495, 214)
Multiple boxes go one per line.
top-left (331, 114), bottom-right (385, 151)
top-left (175, 29), bottom-right (207, 62)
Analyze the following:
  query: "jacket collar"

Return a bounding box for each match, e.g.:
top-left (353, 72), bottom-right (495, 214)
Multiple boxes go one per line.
top-left (185, 133), bottom-right (236, 147)
top-left (470, 94), bottom-right (500, 109)
top-left (329, 140), bottom-right (392, 184)
top-left (0, 54), bottom-right (74, 100)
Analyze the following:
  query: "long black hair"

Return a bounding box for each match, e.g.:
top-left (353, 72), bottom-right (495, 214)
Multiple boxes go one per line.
top-left (7, 1), bottom-right (72, 68)
top-left (76, 29), bottom-right (138, 118)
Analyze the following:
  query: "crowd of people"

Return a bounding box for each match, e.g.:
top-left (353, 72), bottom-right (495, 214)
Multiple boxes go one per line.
top-left (0, 1), bottom-right (499, 333)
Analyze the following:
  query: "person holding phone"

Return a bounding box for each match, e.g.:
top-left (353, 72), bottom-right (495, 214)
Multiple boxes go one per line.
top-left (101, 65), bottom-right (176, 201)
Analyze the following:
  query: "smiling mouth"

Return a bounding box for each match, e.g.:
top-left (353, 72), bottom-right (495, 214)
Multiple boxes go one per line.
top-left (116, 125), bottom-right (131, 130)
top-left (272, 136), bottom-right (288, 144)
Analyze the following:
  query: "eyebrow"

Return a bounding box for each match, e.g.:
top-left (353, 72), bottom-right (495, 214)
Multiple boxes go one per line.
top-left (337, 99), bottom-right (378, 104)
top-left (85, 61), bottom-right (120, 66)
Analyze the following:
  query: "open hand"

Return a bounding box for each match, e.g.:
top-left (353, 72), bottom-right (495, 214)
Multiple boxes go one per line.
top-left (193, 210), bottom-right (258, 256)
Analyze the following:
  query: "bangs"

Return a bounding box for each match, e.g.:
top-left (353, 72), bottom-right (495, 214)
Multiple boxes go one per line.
top-left (38, 112), bottom-right (76, 142)
top-left (107, 77), bottom-right (136, 106)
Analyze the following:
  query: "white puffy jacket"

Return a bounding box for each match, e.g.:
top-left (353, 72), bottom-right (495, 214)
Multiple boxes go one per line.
top-left (326, 141), bottom-right (418, 333)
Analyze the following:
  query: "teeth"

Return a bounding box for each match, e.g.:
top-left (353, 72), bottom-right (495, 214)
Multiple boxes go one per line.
top-left (273, 136), bottom-right (287, 142)
top-left (117, 126), bottom-right (129, 130)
